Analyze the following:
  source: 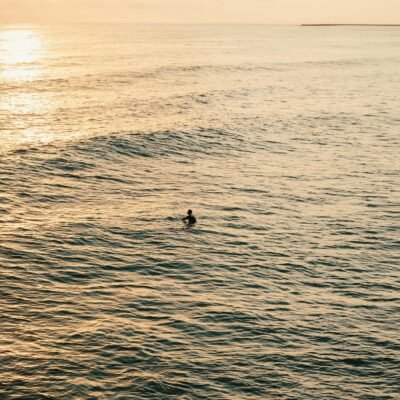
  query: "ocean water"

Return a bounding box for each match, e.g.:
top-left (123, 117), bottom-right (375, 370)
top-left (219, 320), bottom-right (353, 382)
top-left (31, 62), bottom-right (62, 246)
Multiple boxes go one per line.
top-left (0, 24), bottom-right (399, 399)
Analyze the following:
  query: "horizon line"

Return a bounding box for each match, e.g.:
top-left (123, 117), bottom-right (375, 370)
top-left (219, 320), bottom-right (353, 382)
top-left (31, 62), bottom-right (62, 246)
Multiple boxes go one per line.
top-left (1, 22), bottom-right (399, 29)
top-left (1, 21), bottom-right (399, 26)
top-left (302, 23), bottom-right (400, 27)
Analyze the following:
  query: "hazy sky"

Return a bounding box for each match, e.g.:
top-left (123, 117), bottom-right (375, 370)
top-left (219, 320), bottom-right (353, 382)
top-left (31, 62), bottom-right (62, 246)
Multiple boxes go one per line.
top-left (1, 0), bottom-right (400, 24)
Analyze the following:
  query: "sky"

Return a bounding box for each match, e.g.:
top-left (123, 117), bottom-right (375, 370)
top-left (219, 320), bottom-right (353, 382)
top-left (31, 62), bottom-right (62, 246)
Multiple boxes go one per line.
top-left (1, 0), bottom-right (400, 24)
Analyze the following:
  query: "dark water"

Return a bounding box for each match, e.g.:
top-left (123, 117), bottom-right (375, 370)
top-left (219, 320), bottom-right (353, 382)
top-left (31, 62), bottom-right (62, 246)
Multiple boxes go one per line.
top-left (1, 24), bottom-right (399, 399)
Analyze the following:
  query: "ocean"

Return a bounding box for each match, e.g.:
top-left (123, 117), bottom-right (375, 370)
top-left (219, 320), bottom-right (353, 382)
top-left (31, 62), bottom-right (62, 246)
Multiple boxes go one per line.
top-left (0, 24), bottom-right (399, 399)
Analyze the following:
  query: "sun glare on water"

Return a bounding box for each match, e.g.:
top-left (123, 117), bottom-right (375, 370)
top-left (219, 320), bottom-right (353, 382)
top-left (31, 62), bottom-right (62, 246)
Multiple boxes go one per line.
top-left (0, 28), bottom-right (42, 64)
top-left (0, 27), bottom-right (44, 80)
top-left (0, 27), bottom-right (57, 151)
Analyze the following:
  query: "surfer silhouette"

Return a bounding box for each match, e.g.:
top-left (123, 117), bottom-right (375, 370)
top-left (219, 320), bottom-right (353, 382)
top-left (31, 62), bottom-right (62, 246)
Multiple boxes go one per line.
top-left (182, 209), bottom-right (197, 225)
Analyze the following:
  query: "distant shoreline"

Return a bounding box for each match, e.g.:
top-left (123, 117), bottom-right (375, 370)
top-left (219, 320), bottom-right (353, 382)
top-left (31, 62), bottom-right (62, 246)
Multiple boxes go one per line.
top-left (302, 24), bottom-right (400, 27)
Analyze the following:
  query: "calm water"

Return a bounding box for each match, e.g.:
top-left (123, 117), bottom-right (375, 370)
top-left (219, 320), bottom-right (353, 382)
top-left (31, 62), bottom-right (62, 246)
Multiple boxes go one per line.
top-left (0, 24), bottom-right (399, 399)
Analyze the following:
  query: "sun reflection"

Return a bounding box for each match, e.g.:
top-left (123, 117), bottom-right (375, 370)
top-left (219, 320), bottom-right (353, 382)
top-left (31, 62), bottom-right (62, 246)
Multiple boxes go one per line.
top-left (0, 29), bottom-right (42, 64)
top-left (0, 27), bottom-right (55, 152)
top-left (0, 28), bottom-right (44, 80)
top-left (0, 91), bottom-right (53, 152)
top-left (1, 92), bottom-right (45, 115)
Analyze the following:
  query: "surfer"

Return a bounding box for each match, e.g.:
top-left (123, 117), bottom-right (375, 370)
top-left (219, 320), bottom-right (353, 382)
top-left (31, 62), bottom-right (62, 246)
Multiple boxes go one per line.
top-left (182, 209), bottom-right (197, 225)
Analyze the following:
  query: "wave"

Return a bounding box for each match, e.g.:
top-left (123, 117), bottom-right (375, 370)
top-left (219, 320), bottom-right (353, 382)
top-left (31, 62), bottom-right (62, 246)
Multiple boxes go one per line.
top-left (1, 128), bottom-right (248, 175)
top-left (0, 62), bottom-right (283, 94)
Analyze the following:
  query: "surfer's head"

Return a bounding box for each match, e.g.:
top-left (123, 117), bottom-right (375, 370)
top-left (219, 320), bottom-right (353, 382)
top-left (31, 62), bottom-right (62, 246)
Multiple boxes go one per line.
top-left (187, 209), bottom-right (193, 215)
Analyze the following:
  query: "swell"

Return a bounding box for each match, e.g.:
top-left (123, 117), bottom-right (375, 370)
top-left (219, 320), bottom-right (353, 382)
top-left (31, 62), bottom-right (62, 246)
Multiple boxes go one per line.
top-left (1, 127), bottom-right (247, 167)
top-left (3, 54), bottom-right (399, 94)
top-left (0, 63), bottom-right (280, 93)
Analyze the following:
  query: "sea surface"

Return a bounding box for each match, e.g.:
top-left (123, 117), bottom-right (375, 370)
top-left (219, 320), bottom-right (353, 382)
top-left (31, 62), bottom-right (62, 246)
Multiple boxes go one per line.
top-left (0, 24), bottom-right (399, 399)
